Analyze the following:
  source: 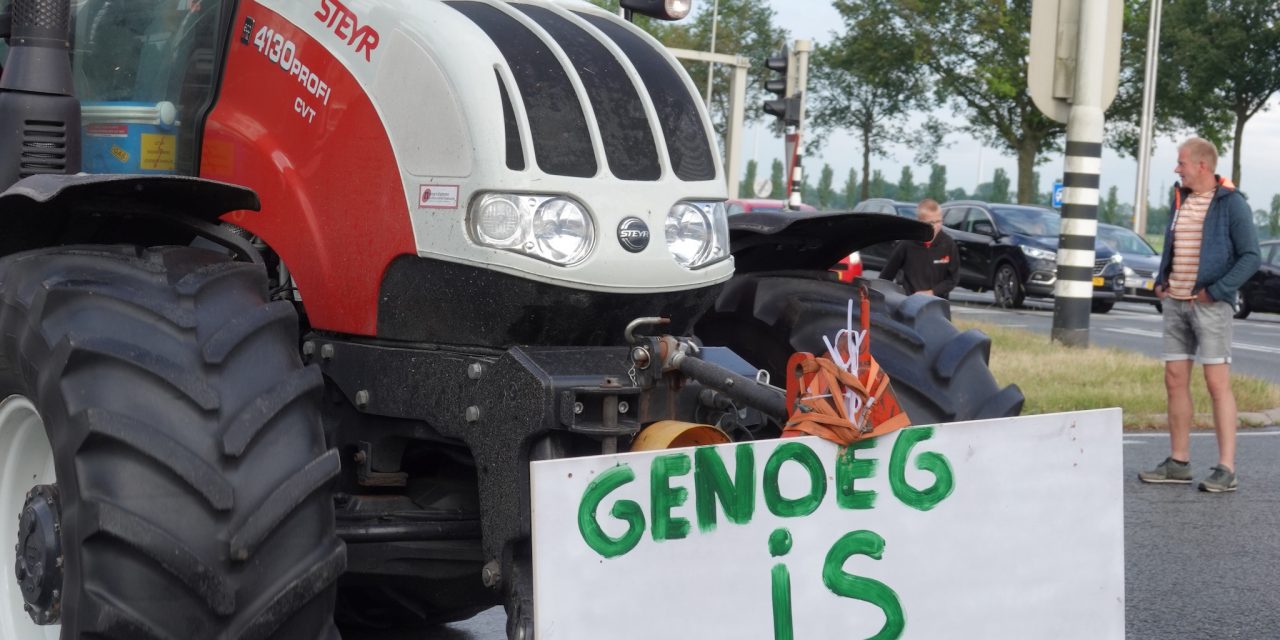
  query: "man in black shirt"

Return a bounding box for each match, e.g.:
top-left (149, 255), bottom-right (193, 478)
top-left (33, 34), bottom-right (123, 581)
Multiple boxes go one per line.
top-left (879, 198), bottom-right (960, 299)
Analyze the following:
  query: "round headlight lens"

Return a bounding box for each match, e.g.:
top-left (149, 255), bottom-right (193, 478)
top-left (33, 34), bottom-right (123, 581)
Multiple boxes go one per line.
top-left (533, 197), bottom-right (594, 264)
top-left (474, 195), bottom-right (522, 246)
top-left (666, 202), bottom-right (713, 268)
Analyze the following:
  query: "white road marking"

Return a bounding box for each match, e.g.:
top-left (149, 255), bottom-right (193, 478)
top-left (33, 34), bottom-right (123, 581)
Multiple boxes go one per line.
top-left (1122, 439), bottom-right (1146, 445)
top-left (1126, 431), bottom-right (1280, 437)
top-left (1104, 327), bottom-right (1164, 338)
top-left (1233, 341), bottom-right (1280, 355)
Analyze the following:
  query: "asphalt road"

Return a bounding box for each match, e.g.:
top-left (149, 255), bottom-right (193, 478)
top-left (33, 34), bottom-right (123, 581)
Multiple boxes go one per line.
top-left (406, 429), bottom-right (1280, 639)
top-left (946, 290), bottom-right (1280, 384)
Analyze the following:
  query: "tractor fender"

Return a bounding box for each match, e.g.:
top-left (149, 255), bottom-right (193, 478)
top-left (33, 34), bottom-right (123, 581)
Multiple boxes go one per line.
top-left (0, 174), bottom-right (262, 260)
top-left (729, 210), bottom-right (932, 274)
top-left (0, 173), bottom-right (259, 221)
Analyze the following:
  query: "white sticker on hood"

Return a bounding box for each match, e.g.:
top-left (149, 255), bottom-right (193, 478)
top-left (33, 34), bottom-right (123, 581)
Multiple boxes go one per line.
top-left (419, 184), bottom-right (460, 209)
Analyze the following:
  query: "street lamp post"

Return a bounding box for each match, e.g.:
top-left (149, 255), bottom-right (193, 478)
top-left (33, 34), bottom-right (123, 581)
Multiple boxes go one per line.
top-left (1133, 0), bottom-right (1163, 235)
top-left (705, 0), bottom-right (719, 104)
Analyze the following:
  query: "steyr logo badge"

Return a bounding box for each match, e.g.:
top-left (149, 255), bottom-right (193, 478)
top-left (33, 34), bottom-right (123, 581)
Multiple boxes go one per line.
top-left (617, 217), bottom-right (650, 253)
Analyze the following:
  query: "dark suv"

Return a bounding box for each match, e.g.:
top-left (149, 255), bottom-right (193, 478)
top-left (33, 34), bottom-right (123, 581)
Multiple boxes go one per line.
top-left (851, 198), bottom-right (918, 270)
top-left (940, 201), bottom-right (1125, 312)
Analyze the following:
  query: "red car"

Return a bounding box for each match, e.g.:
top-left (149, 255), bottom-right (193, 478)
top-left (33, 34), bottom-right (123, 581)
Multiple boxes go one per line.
top-left (725, 199), bottom-right (863, 281)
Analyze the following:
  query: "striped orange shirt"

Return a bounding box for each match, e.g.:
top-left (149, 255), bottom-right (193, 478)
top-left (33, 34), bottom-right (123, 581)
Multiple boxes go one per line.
top-left (1167, 190), bottom-right (1214, 300)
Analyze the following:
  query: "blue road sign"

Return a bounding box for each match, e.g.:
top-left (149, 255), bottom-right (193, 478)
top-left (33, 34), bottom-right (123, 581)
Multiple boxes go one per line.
top-left (1052, 181), bottom-right (1064, 208)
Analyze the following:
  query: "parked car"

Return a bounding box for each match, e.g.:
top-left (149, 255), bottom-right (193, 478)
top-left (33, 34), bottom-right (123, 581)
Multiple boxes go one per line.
top-left (851, 198), bottom-right (918, 271)
top-left (939, 201), bottom-right (1125, 312)
top-left (1235, 239), bottom-right (1280, 319)
top-left (1098, 223), bottom-right (1162, 311)
top-left (725, 198), bottom-right (863, 281)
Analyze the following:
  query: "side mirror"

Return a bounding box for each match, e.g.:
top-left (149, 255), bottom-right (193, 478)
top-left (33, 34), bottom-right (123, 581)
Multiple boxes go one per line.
top-left (621, 0), bottom-right (692, 21)
top-left (972, 221), bottom-right (997, 237)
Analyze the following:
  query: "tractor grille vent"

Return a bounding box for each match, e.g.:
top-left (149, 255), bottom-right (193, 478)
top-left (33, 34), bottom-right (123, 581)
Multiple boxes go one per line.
top-left (12, 0), bottom-right (69, 32)
top-left (446, 1), bottom-right (714, 182)
top-left (20, 120), bottom-right (68, 177)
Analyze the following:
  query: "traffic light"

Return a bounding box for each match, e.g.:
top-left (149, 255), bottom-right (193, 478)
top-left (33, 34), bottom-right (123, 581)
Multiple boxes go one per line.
top-left (763, 47), bottom-right (799, 125)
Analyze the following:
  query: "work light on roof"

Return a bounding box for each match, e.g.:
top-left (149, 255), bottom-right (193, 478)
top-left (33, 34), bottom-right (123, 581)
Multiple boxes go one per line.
top-left (620, 0), bottom-right (692, 21)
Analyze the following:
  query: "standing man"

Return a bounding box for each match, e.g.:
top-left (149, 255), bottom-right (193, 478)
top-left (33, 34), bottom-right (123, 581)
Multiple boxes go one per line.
top-left (879, 198), bottom-right (959, 299)
top-left (1139, 137), bottom-right (1260, 492)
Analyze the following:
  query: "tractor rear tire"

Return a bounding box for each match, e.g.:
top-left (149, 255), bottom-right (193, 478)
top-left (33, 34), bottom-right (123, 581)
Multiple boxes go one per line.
top-left (0, 246), bottom-right (343, 639)
top-left (695, 274), bottom-right (1024, 426)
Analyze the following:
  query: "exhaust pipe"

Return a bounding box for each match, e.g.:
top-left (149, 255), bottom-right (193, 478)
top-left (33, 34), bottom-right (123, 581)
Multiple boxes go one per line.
top-left (0, 0), bottom-right (81, 190)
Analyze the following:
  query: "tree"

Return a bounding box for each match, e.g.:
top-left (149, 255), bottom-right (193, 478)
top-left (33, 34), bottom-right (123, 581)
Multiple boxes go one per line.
top-left (946, 187), bottom-right (969, 202)
top-left (990, 168), bottom-right (1010, 204)
top-left (870, 170), bottom-right (888, 198)
top-left (1101, 186), bottom-right (1120, 225)
top-left (1158, 0), bottom-right (1280, 186)
top-left (816, 164), bottom-right (835, 209)
top-left (842, 167), bottom-right (859, 208)
top-left (899, 0), bottom-right (1064, 202)
top-left (768, 159), bottom-right (785, 199)
top-left (809, 1), bottom-right (934, 203)
top-left (897, 166), bottom-right (917, 201)
top-left (925, 163), bottom-right (947, 201)
top-left (740, 159), bottom-right (759, 198)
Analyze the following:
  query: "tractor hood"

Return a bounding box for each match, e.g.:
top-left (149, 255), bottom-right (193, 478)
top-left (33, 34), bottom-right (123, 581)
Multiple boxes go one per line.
top-left (729, 211), bottom-right (933, 275)
top-left (258, 0), bottom-right (732, 294)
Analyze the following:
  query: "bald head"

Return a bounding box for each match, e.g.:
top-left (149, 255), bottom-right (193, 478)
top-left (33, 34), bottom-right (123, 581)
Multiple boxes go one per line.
top-left (1178, 137), bottom-right (1218, 172)
top-left (1175, 137), bottom-right (1219, 192)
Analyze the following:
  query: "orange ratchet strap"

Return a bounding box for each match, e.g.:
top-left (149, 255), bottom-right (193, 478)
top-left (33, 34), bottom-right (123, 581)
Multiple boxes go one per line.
top-left (782, 284), bottom-right (910, 445)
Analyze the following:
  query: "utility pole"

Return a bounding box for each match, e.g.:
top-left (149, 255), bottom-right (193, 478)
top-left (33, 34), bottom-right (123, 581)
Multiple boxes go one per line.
top-left (1132, 0), bottom-right (1163, 236)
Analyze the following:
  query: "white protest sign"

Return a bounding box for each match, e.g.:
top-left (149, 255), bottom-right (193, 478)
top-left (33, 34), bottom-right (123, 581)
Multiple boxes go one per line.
top-left (530, 409), bottom-right (1124, 639)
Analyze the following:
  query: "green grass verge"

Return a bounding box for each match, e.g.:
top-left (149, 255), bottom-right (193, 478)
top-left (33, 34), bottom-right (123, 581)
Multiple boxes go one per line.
top-left (955, 319), bottom-right (1280, 429)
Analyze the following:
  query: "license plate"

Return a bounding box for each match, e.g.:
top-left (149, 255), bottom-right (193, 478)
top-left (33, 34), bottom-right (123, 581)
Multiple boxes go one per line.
top-left (1091, 276), bottom-right (1104, 287)
top-left (1142, 279), bottom-right (1155, 290)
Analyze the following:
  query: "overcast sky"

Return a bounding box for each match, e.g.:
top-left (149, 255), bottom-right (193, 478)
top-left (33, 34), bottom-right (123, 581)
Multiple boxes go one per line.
top-left (730, 0), bottom-right (1280, 212)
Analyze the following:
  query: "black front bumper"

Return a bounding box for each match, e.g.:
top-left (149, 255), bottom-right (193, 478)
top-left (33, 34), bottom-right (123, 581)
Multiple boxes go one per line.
top-left (1024, 272), bottom-right (1125, 301)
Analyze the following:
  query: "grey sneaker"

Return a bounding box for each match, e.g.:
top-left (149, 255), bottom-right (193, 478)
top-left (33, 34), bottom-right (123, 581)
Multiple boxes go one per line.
top-left (1138, 457), bottom-right (1192, 484)
top-left (1198, 465), bottom-right (1238, 493)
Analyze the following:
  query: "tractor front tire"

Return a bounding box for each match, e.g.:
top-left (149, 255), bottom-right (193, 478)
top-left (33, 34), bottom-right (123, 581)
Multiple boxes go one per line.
top-left (696, 274), bottom-right (1024, 426)
top-left (0, 246), bottom-right (343, 639)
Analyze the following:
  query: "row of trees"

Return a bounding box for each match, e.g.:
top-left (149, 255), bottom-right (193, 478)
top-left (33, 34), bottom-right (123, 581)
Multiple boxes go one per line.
top-left (589, 0), bottom-right (1280, 206)
top-left (740, 160), bottom-right (1018, 208)
top-left (812, 0), bottom-right (1280, 203)
top-left (741, 158), bottom-right (1280, 241)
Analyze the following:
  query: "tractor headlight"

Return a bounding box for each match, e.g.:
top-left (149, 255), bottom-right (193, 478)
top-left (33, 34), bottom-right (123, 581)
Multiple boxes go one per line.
top-left (469, 193), bottom-right (595, 265)
top-left (534, 197), bottom-right (594, 265)
top-left (474, 195), bottom-right (523, 248)
top-left (666, 201), bottom-right (730, 269)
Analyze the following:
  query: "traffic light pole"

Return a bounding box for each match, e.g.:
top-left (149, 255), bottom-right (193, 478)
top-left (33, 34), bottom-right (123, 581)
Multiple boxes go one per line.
top-left (1051, 0), bottom-right (1108, 348)
top-left (786, 40), bottom-right (812, 209)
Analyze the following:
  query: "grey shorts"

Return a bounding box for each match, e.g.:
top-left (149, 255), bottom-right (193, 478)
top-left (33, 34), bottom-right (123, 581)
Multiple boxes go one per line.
top-left (1162, 297), bottom-right (1233, 364)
